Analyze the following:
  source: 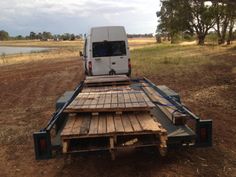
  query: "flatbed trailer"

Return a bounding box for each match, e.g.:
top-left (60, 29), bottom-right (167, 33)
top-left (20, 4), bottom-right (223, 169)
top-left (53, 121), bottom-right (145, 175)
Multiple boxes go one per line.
top-left (33, 75), bottom-right (212, 160)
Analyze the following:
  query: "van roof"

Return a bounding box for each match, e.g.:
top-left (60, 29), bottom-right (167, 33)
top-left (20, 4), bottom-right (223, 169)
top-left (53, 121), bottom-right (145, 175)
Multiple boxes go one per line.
top-left (90, 26), bottom-right (127, 42)
top-left (91, 26), bottom-right (124, 29)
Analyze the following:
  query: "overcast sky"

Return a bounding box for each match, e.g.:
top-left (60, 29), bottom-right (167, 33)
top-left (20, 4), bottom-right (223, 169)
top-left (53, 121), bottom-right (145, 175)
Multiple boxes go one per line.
top-left (0, 0), bottom-right (161, 36)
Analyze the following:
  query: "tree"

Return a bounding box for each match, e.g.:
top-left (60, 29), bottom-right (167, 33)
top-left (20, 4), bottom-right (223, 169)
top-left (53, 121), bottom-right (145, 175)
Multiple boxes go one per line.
top-left (0, 30), bottom-right (9, 40)
top-left (226, 3), bottom-right (236, 44)
top-left (157, 0), bottom-right (192, 43)
top-left (155, 34), bottom-right (162, 43)
top-left (190, 1), bottom-right (216, 45)
top-left (42, 31), bottom-right (53, 40)
top-left (70, 34), bottom-right (75, 41)
top-left (212, 1), bottom-right (236, 44)
top-left (16, 35), bottom-right (24, 40)
top-left (37, 33), bottom-right (43, 40)
top-left (62, 33), bottom-right (70, 40)
top-left (157, 0), bottom-right (216, 45)
top-left (29, 31), bottom-right (36, 39)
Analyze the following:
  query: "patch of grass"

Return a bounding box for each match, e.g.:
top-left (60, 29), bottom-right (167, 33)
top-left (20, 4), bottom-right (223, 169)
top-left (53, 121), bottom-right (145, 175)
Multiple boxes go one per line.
top-left (131, 43), bottom-right (236, 77)
top-left (0, 48), bottom-right (81, 65)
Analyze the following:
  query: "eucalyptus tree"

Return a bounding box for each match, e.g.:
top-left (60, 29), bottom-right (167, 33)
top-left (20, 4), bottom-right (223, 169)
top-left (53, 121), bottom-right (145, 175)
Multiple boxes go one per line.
top-left (157, 0), bottom-right (216, 45)
top-left (212, 0), bottom-right (236, 44)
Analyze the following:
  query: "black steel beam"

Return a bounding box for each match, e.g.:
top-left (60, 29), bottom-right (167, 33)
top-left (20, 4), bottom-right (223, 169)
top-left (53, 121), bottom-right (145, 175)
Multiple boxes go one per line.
top-left (45, 81), bottom-right (84, 131)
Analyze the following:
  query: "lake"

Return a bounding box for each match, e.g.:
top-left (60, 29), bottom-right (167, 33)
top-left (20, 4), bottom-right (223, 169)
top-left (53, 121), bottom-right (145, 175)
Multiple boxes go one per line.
top-left (0, 46), bottom-right (49, 55)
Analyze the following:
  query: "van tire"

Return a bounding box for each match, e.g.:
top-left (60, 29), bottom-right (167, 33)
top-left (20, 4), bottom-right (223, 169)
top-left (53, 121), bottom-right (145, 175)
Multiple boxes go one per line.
top-left (109, 70), bottom-right (116, 75)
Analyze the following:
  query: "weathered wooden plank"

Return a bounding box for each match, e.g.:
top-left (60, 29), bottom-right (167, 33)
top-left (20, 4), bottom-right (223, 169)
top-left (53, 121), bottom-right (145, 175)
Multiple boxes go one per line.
top-left (85, 75), bottom-right (130, 84)
top-left (89, 93), bottom-right (99, 109)
top-left (118, 92), bottom-right (125, 103)
top-left (114, 114), bottom-right (124, 132)
top-left (71, 116), bottom-right (84, 135)
top-left (128, 114), bottom-right (142, 132)
top-left (143, 86), bottom-right (187, 125)
top-left (136, 113), bottom-right (161, 132)
top-left (121, 114), bottom-right (133, 132)
top-left (62, 141), bottom-right (68, 153)
top-left (98, 114), bottom-right (107, 134)
top-left (111, 92), bottom-right (118, 108)
top-left (104, 92), bottom-right (111, 108)
top-left (97, 93), bottom-right (105, 108)
top-left (107, 114), bottom-right (115, 133)
top-left (140, 92), bottom-right (155, 108)
top-left (135, 92), bottom-right (147, 107)
top-left (81, 93), bottom-right (91, 109)
top-left (89, 115), bottom-right (99, 135)
top-left (129, 92), bottom-right (140, 108)
top-left (80, 114), bottom-right (92, 135)
top-left (117, 92), bottom-right (125, 108)
top-left (77, 93), bottom-right (87, 106)
top-left (61, 115), bottom-right (76, 136)
top-left (124, 92), bottom-right (133, 108)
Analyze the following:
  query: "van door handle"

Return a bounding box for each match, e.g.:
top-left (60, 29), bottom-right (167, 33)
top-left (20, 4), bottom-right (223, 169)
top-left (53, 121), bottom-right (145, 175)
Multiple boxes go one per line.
top-left (112, 62), bottom-right (116, 65)
top-left (120, 57), bottom-right (123, 59)
top-left (95, 58), bottom-right (101, 61)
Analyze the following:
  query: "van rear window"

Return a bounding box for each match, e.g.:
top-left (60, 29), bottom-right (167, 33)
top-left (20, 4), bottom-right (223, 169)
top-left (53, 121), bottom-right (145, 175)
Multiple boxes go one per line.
top-left (92, 41), bottom-right (126, 57)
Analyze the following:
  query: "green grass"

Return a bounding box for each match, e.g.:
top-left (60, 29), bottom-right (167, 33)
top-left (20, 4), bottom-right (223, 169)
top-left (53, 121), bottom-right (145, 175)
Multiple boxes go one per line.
top-left (131, 43), bottom-right (236, 77)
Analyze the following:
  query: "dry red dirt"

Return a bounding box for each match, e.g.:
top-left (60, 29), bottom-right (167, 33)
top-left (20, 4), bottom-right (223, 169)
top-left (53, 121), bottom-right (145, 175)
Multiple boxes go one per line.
top-left (0, 54), bottom-right (235, 177)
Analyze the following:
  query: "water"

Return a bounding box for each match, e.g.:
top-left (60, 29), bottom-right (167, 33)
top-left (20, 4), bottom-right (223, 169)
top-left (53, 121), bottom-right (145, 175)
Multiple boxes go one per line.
top-left (0, 46), bottom-right (49, 55)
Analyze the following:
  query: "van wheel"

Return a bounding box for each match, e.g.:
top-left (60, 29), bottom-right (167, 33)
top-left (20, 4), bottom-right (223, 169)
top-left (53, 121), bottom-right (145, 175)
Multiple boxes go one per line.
top-left (109, 70), bottom-right (116, 75)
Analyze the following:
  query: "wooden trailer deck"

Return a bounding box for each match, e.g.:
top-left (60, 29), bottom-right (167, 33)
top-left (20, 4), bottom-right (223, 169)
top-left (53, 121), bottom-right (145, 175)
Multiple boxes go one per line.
top-left (61, 112), bottom-right (167, 158)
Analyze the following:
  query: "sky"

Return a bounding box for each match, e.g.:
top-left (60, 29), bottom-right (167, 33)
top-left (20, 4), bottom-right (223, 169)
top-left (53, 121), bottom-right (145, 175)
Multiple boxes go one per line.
top-left (0, 0), bottom-right (161, 36)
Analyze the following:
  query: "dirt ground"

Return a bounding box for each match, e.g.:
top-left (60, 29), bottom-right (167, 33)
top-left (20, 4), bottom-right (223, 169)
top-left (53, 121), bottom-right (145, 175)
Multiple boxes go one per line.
top-left (0, 52), bottom-right (236, 177)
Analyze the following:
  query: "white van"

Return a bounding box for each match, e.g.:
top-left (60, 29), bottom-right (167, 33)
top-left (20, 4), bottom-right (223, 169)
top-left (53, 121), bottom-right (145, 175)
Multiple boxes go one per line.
top-left (81, 26), bottom-right (131, 76)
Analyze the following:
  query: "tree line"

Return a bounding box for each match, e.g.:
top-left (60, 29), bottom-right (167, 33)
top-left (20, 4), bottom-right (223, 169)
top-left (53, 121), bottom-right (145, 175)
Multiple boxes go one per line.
top-left (127, 33), bottom-right (153, 38)
top-left (156, 0), bottom-right (236, 45)
top-left (0, 30), bottom-right (154, 41)
top-left (0, 30), bottom-right (84, 41)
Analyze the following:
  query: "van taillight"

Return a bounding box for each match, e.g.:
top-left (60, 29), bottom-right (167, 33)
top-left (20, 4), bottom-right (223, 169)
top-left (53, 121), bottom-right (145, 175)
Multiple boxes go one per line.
top-left (88, 61), bottom-right (92, 71)
top-left (128, 58), bottom-right (131, 69)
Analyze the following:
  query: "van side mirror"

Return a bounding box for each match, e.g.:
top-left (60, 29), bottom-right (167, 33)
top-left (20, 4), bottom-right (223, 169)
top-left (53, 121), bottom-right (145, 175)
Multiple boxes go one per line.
top-left (79, 51), bottom-right (83, 57)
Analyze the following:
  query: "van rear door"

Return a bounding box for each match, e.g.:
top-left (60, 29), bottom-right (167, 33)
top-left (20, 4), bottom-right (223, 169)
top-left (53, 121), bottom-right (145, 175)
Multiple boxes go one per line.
top-left (91, 28), bottom-right (110, 75)
top-left (109, 41), bottom-right (128, 74)
top-left (108, 27), bottom-right (128, 74)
